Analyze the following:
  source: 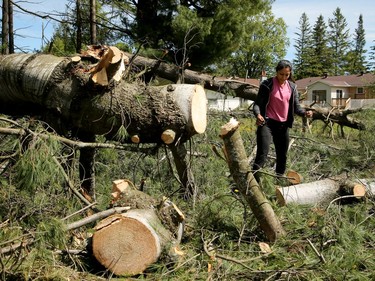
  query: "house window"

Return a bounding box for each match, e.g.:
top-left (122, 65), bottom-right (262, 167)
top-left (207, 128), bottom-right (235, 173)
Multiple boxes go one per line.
top-left (357, 87), bottom-right (364, 94)
top-left (312, 90), bottom-right (326, 104)
top-left (336, 89), bottom-right (343, 99)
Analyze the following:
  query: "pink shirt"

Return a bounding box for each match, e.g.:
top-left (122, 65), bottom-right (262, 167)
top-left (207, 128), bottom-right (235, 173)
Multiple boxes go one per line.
top-left (266, 77), bottom-right (291, 122)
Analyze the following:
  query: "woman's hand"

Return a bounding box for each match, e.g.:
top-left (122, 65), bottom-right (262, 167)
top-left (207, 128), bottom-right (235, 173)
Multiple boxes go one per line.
top-left (256, 114), bottom-right (265, 126)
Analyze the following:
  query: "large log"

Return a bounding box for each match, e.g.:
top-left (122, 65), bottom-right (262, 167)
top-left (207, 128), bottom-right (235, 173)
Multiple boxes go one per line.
top-left (219, 118), bottom-right (285, 241)
top-left (276, 178), bottom-right (372, 206)
top-left (0, 49), bottom-right (207, 144)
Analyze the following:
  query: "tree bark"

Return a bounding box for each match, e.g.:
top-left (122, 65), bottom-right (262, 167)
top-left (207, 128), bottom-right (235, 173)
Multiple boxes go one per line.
top-left (0, 51), bottom-right (207, 144)
top-left (170, 144), bottom-right (197, 199)
top-left (1, 0), bottom-right (9, 54)
top-left (219, 118), bottom-right (285, 242)
top-left (90, 0), bottom-right (97, 45)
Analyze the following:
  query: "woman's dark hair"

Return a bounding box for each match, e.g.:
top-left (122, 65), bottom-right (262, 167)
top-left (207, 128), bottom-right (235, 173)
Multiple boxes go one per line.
top-left (275, 60), bottom-right (295, 82)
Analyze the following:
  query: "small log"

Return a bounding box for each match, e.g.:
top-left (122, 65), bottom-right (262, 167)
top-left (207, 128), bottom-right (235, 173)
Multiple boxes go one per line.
top-left (276, 178), bottom-right (369, 206)
top-left (219, 118), bottom-right (285, 241)
top-left (92, 209), bottom-right (173, 276)
top-left (276, 179), bottom-right (339, 206)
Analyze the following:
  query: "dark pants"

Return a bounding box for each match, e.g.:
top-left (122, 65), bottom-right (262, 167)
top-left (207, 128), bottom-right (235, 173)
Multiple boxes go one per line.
top-left (252, 118), bottom-right (289, 175)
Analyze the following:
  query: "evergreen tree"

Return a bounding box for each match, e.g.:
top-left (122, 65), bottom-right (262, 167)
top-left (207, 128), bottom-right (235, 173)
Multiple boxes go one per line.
top-left (328, 7), bottom-right (350, 75)
top-left (346, 14), bottom-right (367, 74)
top-left (368, 43), bottom-right (375, 72)
top-left (311, 15), bottom-right (331, 76)
top-left (293, 13), bottom-right (314, 79)
top-left (214, 9), bottom-right (287, 79)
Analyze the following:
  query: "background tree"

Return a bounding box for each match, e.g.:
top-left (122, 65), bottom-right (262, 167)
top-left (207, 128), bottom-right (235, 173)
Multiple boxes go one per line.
top-left (293, 12), bottom-right (314, 79)
top-left (328, 7), bottom-right (350, 75)
top-left (346, 14), bottom-right (367, 74)
top-left (1, 0), bottom-right (9, 54)
top-left (310, 15), bottom-right (332, 76)
top-left (368, 42), bottom-right (375, 72)
top-left (90, 0), bottom-right (96, 44)
top-left (48, 0), bottom-right (114, 55)
top-left (214, 9), bottom-right (287, 79)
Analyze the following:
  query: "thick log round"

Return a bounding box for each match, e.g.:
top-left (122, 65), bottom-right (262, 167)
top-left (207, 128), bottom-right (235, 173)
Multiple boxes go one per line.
top-left (92, 209), bottom-right (172, 276)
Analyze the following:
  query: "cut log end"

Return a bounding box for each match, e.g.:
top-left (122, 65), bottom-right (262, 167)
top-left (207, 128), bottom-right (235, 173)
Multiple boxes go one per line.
top-left (219, 118), bottom-right (239, 137)
top-left (161, 129), bottom-right (176, 144)
top-left (275, 187), bottom-right (286, 206)
top-left (92, 216), bottom-right (160, 276)
top-left (190, 85), bottom-right (207, 134)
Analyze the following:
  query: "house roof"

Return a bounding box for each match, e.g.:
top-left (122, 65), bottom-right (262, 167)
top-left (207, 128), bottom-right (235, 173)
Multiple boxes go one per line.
top-left (296, 73), bottom-right (375, 91)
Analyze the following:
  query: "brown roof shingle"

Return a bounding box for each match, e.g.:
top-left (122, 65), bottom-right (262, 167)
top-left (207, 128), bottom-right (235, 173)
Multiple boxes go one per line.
top-left (296, 73), bottom-right (375, 90)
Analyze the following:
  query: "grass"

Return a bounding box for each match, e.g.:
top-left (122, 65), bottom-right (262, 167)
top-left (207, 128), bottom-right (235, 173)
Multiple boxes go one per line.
top-left (0, 109), bottom-right (374, 280)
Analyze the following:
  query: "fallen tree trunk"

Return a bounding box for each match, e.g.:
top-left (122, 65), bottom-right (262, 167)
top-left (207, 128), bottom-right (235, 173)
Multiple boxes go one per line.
top-left (276, 178), bottom-right (374, 206)
top-left (125, 52), bottom-right (259, 100)
top-left (219, 118), bottom-right (285, 242)
top-left (0, 49), bottom-right (207, 144)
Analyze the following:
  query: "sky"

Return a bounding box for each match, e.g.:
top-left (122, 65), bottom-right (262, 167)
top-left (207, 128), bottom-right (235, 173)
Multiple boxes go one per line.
top-left (272, 0), bottom-right (375, 61)
top-left (10, 0), bottom-right (375, 60)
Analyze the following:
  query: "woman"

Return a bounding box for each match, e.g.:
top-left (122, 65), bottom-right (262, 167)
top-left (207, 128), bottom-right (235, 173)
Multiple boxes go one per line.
top-left (252, 60), bottom-right (312, 179)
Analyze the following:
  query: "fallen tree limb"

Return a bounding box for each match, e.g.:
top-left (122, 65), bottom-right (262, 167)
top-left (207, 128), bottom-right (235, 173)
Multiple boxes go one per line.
top-left (219, 118), bottom-right (285, 241)
top-left (125, 52), bottom-right (259, 100)
top-left (310, 106), bottom-right (366, 131)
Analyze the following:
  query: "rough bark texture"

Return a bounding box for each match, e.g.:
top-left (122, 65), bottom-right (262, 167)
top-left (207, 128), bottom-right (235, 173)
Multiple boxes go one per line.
top-left (0, 52), bottom-right (207, 144)
top-left (219, 118), bottom-right (285, 242)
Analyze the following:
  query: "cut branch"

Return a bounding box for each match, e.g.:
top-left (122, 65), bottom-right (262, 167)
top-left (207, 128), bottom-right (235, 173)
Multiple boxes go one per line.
top-left (219, 118), bottom-right (285, 241)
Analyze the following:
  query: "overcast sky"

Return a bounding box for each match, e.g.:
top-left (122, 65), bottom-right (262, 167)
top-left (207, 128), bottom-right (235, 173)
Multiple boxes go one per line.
top-left (11, 0), bottom-right (375, 60)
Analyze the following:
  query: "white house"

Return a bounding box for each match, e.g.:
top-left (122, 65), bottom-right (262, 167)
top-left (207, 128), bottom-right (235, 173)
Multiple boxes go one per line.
top-left (296, 73), bottom-right (375, 108)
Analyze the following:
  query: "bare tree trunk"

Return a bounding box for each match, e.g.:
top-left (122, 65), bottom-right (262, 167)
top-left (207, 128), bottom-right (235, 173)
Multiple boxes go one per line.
top-left (1, 0), bottom-right (9, 54)
top-left (220, 118), bottom-right (285, 242)
top-left (169, 144), bottom-right (197, 200)
top-left (76, 130), bottom-right (96, 201)
top-left (90, 0), bottom-right (97, 45)
top-left (8, 0), bottom-right (13, 53)
top-left (76, 0), bottom-right (82, 53)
